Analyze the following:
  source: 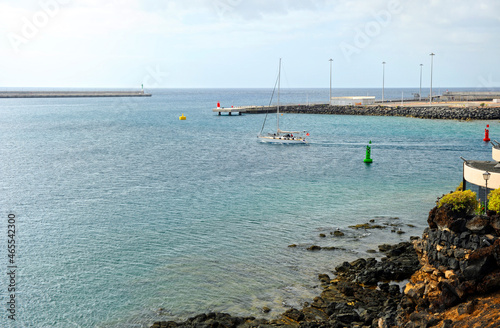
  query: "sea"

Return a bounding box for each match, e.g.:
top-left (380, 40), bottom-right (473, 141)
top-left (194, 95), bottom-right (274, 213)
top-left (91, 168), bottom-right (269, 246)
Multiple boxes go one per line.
top-left (0, 87), bottom-right (498, 328)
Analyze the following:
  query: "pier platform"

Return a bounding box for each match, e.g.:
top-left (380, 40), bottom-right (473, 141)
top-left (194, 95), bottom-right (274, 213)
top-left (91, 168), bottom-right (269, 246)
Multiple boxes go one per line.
top-left (213, 106), bottom-right (246, 115)
top-left (0, 91), bottom-right (152, 98)
top-left (213, 105), bottom-right (279, 115)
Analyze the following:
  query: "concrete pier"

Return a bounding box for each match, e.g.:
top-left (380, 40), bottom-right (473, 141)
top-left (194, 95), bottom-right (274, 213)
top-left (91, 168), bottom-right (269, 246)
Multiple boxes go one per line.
top-left (222, 100), bottom-right (500, 120)
top-left (213, 105), bottom-right (283, 115)
top-left (212, 106), bottom-right (247, 115)
top-left (0, 91), bottom-right (152, 98)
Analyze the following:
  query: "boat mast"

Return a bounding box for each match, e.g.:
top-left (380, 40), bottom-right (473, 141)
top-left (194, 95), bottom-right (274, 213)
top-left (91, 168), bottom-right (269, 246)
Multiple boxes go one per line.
top-left (277, 58), bottom-right (281, 133)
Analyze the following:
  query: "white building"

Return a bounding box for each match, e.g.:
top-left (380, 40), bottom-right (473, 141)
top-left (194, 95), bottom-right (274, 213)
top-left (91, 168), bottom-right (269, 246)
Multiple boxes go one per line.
top-left (330, 96), bottom-right (375, 106)
top-left (462, 144), bottom-right (500, 201)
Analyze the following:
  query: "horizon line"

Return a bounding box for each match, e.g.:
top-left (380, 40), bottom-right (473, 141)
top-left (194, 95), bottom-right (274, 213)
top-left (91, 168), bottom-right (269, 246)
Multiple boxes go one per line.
top-left (0, 86), bottom-right (496, 90)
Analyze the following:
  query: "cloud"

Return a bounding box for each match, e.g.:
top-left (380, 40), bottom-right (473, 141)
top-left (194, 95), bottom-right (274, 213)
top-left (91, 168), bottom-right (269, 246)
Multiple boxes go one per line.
top-left (392, 0), bottom-right (500, 46)
top-left (0, 0), bottom-right (499, 87)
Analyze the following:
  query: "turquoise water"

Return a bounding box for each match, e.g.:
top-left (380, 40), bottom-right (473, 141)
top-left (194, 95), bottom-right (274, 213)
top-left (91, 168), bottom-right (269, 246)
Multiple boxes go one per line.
top-left (0, 88), bottom-right (495, 327)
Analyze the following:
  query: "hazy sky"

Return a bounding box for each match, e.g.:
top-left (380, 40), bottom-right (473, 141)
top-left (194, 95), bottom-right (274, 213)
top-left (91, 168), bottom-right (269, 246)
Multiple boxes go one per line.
top-left (1, 0), bottom-right (499, 88)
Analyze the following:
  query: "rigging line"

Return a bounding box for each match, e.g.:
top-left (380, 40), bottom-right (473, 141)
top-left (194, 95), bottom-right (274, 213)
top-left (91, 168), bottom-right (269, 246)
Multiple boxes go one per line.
top-left (281, 62), bottom-right (291, 94)
top-left (259, 72), bottom-right (280, 135)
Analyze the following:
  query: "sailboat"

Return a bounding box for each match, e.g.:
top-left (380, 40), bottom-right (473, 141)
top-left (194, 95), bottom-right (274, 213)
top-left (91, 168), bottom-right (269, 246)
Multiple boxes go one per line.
top-left (258, 59), bottom-right (309, 144)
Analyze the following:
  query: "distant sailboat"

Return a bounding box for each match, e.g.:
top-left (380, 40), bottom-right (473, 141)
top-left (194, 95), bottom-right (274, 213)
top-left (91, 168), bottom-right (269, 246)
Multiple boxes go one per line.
top-left (258, 59), bottom-right (309, 144)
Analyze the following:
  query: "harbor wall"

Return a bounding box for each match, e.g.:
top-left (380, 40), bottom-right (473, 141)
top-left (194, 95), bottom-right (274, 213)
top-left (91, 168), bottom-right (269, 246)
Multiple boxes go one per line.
top-left (0, 91), bottom-right (151, 98)
top-left (246, 104), bottom-right (500, 120)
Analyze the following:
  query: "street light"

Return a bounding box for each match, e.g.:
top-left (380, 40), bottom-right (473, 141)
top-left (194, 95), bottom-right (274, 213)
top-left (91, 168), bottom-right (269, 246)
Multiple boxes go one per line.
top-left (419, 64), bottom-right (423, 102)
top-left (382, 61), bottom-right (386, 104)
top-left (429, 53), bottom-right (435, 104)
top-left (329, 58), bottom-right (333, 105)
top-left (483, 171), bottom-right (491, 210)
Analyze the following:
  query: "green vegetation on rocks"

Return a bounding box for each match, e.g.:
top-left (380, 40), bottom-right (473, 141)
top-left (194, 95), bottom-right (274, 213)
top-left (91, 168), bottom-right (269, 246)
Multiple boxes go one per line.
top-left (438, 190), bottom-right (478, 215)
top-left (488, 188), bottom-right (500, 213)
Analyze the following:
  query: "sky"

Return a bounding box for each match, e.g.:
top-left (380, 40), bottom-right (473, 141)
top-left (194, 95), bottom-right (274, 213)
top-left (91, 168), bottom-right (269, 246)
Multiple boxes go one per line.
top-left (0, 0), bottom-right (499, 89)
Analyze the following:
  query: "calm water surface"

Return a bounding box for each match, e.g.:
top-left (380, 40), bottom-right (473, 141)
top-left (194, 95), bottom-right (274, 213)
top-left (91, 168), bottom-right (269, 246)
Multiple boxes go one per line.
top-left (0, 88), bottom-right (495, 327)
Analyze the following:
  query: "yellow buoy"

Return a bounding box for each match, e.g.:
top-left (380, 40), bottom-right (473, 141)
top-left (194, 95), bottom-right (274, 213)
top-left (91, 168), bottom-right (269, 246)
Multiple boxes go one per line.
top-left (179, 114), bottom-right (186, 120)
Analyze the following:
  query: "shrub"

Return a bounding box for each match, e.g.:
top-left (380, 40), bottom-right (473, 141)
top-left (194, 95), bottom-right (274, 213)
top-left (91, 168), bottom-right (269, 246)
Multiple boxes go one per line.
top-left (455, 181), bottom-right (463, 192)
top-left (476, 201), bottom-right (485, 215)
top-left (438, 190), bottom-right (478, 215)
top-left (488, 188), bottom-right (500, 213)
top-left (480, 103), bottom-right (486, 107)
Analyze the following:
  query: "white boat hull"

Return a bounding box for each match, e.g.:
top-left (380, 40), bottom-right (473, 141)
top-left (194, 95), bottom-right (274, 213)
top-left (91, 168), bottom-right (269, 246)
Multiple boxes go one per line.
top-left (258, 135), bottom-right (307, 144)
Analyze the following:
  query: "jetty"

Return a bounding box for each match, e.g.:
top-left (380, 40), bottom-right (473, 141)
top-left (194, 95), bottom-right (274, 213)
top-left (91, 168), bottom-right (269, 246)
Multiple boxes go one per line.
top-left (213, 91), bottom-right (500, 118)
top-left (0, 90), bottom-right (151, 98)
top-left (213, 106), bottom-right (245, 115)
top-left (212, 99), bottom-right (500, 120)
top-left (213, 105), bottom-right (290, 115)
top-left (213, 105), bottom-right (274, 115)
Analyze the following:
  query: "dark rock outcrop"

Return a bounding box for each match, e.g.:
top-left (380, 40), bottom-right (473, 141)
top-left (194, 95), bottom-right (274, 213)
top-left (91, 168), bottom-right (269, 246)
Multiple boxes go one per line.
top-left (334, 242), bottom-right (419, 286)
top-left (398, 205), bottom-right (500, 327)
top-left (150, 313), bottom-right (257, 328)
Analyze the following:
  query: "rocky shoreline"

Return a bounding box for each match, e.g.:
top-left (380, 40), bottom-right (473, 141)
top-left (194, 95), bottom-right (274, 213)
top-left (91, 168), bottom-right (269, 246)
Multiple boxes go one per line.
top-left (151, 241), bottom-right (419, 328)
top-left (150, 202), bottom-right (500, 328)
top-left (247, 104), bottom-right (500, 120)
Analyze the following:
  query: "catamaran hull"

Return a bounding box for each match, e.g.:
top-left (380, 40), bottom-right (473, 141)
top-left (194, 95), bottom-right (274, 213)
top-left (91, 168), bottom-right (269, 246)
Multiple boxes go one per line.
top-left (257, 136), bottom-right (307, 144)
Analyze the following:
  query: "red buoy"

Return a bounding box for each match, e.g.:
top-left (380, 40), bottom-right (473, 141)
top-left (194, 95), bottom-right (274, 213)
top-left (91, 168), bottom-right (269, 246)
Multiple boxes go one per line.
top-left (484, 124), bottom-right (491, 142)
top-left (217, 102), bottom-right (220, 108)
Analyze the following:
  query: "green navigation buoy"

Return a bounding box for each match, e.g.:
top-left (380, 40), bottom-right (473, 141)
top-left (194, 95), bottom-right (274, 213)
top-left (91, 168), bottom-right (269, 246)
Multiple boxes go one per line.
top-left (364, 141), bottom-right (373, 164)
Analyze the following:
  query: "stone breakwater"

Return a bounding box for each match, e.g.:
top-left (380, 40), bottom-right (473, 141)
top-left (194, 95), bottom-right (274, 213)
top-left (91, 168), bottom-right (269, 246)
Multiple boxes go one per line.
top-left (247, 104), bottom-right (500, 120)
top-left (150, 202), bottom-right (500, 328)
top-left (0, 91), bottom-right (151, 98)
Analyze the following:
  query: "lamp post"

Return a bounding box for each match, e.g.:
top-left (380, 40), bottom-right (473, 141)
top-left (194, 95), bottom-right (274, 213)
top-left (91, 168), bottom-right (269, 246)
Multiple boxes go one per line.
top-left (429, 53), bottom-right (435, 104)
top-left (329, 58), bottom-right (333, 105)
top-left (419, 64), bottom-right (423, 102)
top-left (483, 171), bottom-right (491, 211)
top-left (382, 61), bottom-right (386, 104)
